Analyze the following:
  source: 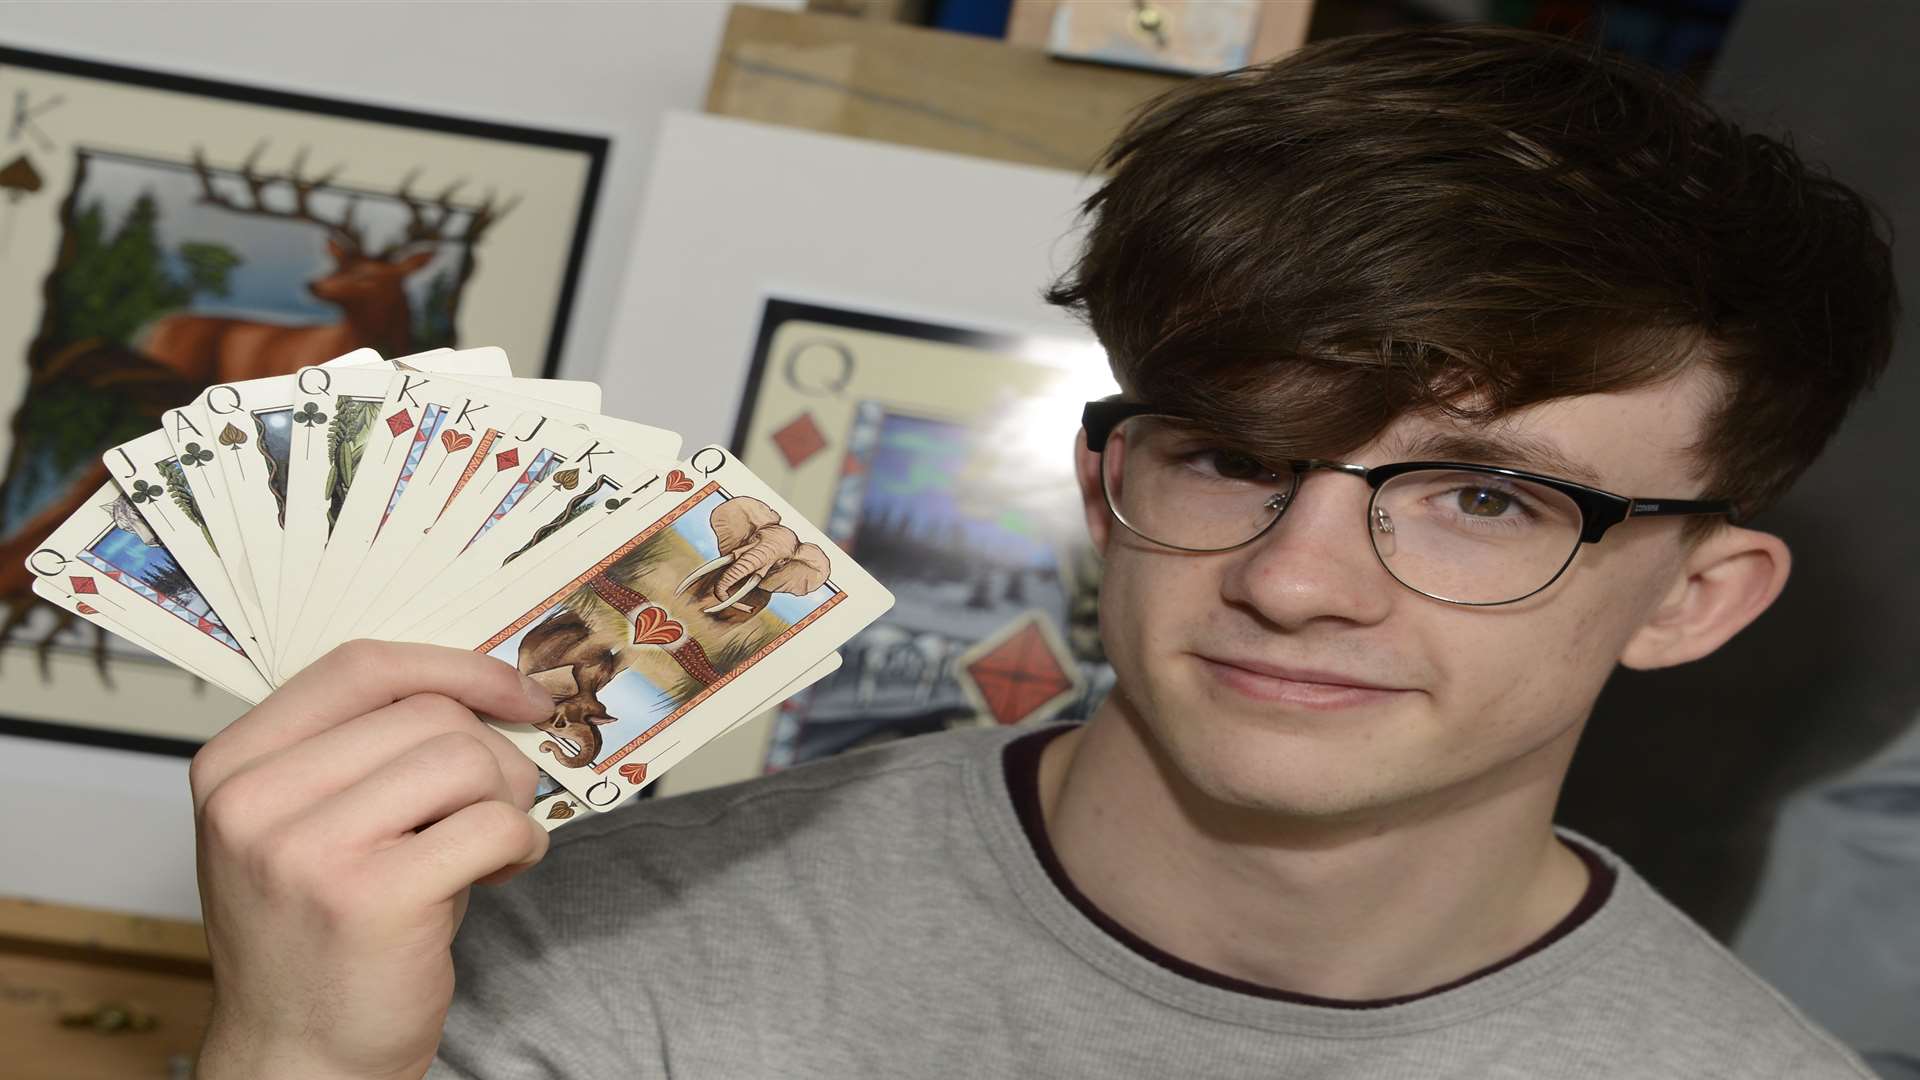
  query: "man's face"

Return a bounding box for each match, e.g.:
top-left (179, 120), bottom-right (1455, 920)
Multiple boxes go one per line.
top-left (1082, 371), bottom-right (1730, 821)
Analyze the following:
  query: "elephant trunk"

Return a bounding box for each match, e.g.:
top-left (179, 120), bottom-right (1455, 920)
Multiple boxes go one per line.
top-left (715, 525), bottom-right (799, 596)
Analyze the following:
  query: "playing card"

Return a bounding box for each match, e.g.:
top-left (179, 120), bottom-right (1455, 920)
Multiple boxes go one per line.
top-left (149, 349), bottom-right (389, 679)
top-left (29, 481), bottom-right (274, 703)
top-left (303, 371), bottom-right (612, 653)
top-left (201, 374), bottom-right (307, 659)
top-left (378, 438), bottom-right (671, 645)
top-left (274, 369), bottom-right (606, 674)
top-left (529, 651), bottom-right (843, 830)
top-left (427, 446), bottom-right (894, 813)
top-left (32, 578), bottom-right (262, 704)
top-left (103, 429), bottom-right (268, 674)
top-left (349, 417), bottom-right (605, 641)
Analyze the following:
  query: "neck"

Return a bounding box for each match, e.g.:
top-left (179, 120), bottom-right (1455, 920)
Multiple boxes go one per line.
top-left (343, 297), bottom-right (413, 357)
top-left (1038, 697), bottom-right (1593, 1001)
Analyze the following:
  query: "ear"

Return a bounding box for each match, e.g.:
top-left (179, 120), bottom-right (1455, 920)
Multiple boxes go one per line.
top-left (1074, 428), bottom-right (1113, 554)
top-left (396, 247), bottom-right (438, 274)
top-left (1618, 525), bottom-right (1792, 671)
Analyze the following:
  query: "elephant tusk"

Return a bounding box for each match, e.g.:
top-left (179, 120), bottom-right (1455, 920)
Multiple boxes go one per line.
top-left (676, 553), bottom-right (735, 596)
top-left (703, 572), bottom-right (763, 614)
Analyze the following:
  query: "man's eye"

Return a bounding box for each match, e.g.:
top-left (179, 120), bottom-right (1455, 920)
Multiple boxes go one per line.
top-left (1199, 449), bottom-right (1270, 481)
top-left (1457, 486), bottom-right (1515, 517)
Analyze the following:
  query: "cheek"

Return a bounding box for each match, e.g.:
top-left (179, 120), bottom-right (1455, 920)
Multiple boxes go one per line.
top-left (1432, 596), bottom-right (1631, 744)
top-left (1095, 544), bottom-right (1207, 679)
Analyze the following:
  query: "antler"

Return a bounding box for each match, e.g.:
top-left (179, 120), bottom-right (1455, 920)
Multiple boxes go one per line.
top-left (189, 142), bottom-right (367, 253)
top-left (377, 170), bottom-right (521, 259)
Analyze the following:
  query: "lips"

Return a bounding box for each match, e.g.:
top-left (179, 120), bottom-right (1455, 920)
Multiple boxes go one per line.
top-left (1197, 655), bottom-right (1403, 692)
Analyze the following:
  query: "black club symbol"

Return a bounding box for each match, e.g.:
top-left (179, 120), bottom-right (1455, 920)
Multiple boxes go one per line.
top-left (180, 443), bottom-right (213, 468)
top-left (129, 478), bottom-right (170, 526)
top-left (293, 401), bottom-right (328, 452)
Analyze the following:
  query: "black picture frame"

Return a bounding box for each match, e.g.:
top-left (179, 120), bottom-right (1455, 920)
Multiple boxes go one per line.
top-left (0, 45), bottom-right (609, 756)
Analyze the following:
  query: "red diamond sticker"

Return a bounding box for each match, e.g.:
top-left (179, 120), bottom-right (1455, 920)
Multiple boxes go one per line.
top-left (957, 616), bottom-right (1080, 727)
top-left (770, 413), bottom-right (828, 470)
top-left (386, 409), bottom-right (414, 437)
top-left (495, 447), bottom-right (521, 472)
top-left (70, 577), bottom-right (98, 595)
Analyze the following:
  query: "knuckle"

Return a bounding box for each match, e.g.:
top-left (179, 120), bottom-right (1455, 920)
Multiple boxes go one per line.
top-left (187, 743), bottom-right (224, 799)
top-left (421, 729), bottom-right (502, 783)
top-left (307, 869), bottom-right (378, 927)
top-left (404, 691), bottom-right (476, 731)
top-left (197, 772), bottom-right (268, 847)
top-left (326, 637), bottom-right (385, 673)
top-left (472, 798), bottom-right (530, 838)
top-left (253, 829), bottom-right (324, 896)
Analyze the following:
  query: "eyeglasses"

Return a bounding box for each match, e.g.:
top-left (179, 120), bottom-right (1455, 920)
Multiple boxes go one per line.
top-left (1083, 401), bottom-right (1736, 607)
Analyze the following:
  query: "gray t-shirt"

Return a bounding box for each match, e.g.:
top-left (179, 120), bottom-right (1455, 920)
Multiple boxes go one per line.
top-left (429, 725), bottom-right (1872, 1079)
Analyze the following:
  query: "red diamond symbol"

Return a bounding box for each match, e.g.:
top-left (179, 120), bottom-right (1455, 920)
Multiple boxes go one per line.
top-left (386, 409), bottom-right (414, 437)
top-left (770, 413), bottom-right (828, 470)
top-left (70, 577), bottom-right (98, 594)
top-left (495, 447), bottom-right (521, 472)
top-left (961, 619), bottom-right (1075, 726)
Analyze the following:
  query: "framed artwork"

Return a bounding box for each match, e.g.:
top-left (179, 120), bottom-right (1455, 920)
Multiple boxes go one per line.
top-left (0, 45), bottom-right (607, 754)
top-left (655, 299), bottom-right (1119, 795)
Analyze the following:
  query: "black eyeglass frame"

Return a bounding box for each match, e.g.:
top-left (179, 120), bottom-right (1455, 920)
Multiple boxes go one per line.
top-left (1082, 400), bottom-right (1738, 606)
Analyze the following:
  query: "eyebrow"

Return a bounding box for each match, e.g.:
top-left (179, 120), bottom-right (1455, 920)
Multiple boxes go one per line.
top-left (1390, 430), bottom-right (1607, 489)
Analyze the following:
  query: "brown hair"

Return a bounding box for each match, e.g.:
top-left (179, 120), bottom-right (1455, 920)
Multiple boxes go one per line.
top-left (1045, 25), bottom-right (1897, 533)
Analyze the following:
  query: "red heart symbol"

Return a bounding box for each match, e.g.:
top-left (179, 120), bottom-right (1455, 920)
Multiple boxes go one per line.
top-left (441, 429), bottom-right (473, 454)
top-left (618, 761), bottom-right (648, 785)
top-left (76, 602), bottom-right (98, 615)
top-left (631, 605), bottom-right (684, 646)
top-left (665, 469), bottom-right (694, 493)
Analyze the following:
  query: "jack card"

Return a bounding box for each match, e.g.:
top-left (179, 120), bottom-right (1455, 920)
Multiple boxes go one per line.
top-left (104, 428), bottom-right (266, 674)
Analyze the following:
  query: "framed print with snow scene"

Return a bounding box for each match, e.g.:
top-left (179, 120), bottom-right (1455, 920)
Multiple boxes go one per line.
top-left (653, 299), bottom-right (1120, 796)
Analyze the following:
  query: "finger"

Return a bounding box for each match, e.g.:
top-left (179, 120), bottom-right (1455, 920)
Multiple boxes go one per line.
top-left (288, 730), bottom-right (520, 853)
top-left (379, 799), bottom-right (549, 908)
top-left (192, 640), bottom-right (551, 800)
top-left (210, 693), bottom-right (541, 835)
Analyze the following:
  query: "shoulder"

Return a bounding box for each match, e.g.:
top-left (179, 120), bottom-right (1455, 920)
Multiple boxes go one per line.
top-left (1559, 832), bottom-right (1876, 1079)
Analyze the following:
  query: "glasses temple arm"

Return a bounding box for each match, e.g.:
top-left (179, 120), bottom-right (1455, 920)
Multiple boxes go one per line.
top-left (1625, 497), bottom-right (1738, 519)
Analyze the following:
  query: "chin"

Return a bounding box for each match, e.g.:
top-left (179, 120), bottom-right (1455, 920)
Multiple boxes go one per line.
top-left (1126, 661), bottom-right (1435, 822)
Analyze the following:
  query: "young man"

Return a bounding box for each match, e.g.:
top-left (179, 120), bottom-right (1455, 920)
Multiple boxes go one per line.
top-left (188, 25), bottom-right (1893, 1080)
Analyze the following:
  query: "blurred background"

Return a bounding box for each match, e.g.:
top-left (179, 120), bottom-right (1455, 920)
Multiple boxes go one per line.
top-left (0, 1), bottom-right (1911, 1075)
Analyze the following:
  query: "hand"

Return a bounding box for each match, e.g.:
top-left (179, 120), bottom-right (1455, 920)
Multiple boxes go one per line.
top-left (189, 640), bottom-right (556, 1080)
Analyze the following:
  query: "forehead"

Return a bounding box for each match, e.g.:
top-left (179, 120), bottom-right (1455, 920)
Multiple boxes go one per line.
top-left (1368, 369), bottom-right (1719, 494)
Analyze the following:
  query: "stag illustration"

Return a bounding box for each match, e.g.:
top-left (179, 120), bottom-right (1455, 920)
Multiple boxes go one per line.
top-left (140, 145), bottom-right (517, 386)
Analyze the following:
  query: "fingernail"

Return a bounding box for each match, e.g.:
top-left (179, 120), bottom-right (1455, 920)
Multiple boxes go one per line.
top-left (520, 675), bottom-right (555, 715)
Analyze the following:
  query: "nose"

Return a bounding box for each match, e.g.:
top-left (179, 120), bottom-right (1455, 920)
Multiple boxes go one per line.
top-left (1218, 470), bottom-right (1398, 629)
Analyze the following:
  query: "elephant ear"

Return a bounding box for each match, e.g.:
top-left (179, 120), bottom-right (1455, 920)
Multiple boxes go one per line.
top-left (764, 543), bottom-right (832, 596)
top-left (710, 496), bottom-right (782, 553)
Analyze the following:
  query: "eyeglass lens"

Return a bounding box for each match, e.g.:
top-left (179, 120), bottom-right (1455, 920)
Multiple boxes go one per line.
top-left (1101, 415), bottom-right (1587, 605)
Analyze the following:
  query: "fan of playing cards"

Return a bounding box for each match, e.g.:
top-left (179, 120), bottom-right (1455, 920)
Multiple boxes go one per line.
top-left (26, 347), bottom-right (893, 830)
